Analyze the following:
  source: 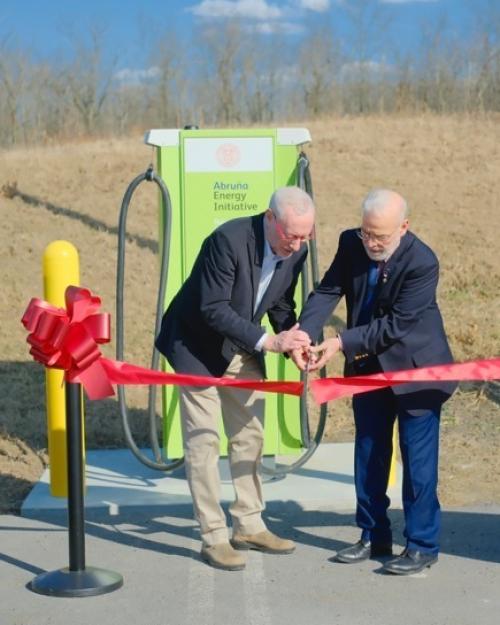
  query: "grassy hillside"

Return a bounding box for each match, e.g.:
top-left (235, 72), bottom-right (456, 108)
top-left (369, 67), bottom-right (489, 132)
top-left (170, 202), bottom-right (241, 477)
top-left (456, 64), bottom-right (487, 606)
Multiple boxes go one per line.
top-left (1, 115), bottom-right (499, 513)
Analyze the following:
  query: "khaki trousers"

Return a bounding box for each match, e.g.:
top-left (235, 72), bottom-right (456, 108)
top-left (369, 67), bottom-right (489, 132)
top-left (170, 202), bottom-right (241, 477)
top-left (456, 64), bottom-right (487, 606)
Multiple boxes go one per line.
top-left (179, 351), bottom-right (267, 547)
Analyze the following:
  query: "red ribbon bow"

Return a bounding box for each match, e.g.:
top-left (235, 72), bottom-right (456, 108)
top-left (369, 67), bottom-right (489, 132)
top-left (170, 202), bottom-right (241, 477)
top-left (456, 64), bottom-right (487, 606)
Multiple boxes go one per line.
top-left (22, 287), bottom-right (114, 399)
top-left (21, 286), bottom-right (303, 400)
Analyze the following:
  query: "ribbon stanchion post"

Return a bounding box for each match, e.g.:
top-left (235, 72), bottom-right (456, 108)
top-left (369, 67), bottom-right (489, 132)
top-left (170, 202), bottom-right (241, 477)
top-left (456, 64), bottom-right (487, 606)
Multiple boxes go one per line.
top-left (29, 381), bottom-right (123, 597)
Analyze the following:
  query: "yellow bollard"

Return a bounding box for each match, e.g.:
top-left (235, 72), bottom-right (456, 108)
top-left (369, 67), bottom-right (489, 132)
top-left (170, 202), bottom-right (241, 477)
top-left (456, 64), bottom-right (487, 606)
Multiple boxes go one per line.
top-left (43, 241), bottom-right (83, 497)
top-left (388, 423), bottom-right (398, 487)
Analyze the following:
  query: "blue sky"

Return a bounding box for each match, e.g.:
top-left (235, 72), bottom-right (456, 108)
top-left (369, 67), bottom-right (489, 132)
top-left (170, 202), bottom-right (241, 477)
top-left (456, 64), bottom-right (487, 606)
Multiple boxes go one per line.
top-left (0, 0), bottom-right (489, 73)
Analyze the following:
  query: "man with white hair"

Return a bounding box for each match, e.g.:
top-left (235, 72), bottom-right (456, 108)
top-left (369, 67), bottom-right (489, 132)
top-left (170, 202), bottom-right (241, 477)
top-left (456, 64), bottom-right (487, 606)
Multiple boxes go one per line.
top-left (156, 186), bottom-right (315, 571)
top-left (292, 189), bottom-right (456, 575)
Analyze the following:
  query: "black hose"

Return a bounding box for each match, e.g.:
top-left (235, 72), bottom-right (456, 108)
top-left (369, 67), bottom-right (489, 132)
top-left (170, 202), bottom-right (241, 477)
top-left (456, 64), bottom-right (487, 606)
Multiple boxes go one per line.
top-left (260, 152), bottom-right (328, 477)
top-left (116, 165), bottom-right (183, 471)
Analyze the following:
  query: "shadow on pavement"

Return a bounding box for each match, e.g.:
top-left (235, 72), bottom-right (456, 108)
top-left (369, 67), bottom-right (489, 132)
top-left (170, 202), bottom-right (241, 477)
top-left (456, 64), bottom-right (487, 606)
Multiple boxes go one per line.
top-left (3, 502), bottom-right (498, 578)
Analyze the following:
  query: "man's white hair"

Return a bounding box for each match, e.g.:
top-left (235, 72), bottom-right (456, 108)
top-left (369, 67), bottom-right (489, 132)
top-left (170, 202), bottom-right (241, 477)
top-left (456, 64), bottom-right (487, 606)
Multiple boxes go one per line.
top-left (361, 189), bottom-right (409, 221)
top-left (269, 186), bottom-right (315, 219)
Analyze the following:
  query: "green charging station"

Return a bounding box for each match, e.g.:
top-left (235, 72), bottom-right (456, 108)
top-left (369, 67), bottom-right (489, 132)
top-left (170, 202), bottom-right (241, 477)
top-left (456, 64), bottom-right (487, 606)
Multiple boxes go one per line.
top-left (145, 127), bottom-right (312, 460)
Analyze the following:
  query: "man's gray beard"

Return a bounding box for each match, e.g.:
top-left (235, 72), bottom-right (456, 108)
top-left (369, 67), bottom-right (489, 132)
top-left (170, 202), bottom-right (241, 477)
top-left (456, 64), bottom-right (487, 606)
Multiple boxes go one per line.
top-left (364, 239), bottom-right (401, 262)
top-left (365, 249), bottom-right (390, 261)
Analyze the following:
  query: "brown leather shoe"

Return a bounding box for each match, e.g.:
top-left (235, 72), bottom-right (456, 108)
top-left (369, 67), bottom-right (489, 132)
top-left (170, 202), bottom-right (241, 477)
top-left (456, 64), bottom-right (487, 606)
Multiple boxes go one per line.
top-left (231, 530), bottom-right (296, 554)
top-left (200, 543), bottom-right (246, 571)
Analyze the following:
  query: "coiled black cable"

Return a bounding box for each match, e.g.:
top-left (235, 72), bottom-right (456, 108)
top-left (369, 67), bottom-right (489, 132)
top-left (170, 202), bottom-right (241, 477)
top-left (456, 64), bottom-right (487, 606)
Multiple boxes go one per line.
top-left (116, 165), bottom-right (183, 471)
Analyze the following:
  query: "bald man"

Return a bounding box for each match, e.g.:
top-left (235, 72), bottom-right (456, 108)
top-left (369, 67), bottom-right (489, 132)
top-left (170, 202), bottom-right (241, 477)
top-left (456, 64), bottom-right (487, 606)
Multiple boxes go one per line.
top-left (156, 186), bottom-right (315, 571)
top-left (292, 189), bottom-right (456, 575)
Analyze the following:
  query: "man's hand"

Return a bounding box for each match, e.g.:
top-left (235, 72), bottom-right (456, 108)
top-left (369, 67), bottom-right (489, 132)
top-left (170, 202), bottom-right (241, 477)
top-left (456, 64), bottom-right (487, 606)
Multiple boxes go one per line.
top-left (264, 323), bottom-right (311, 354)
top-left (289, 347), bottom-right (308, 371)
top-left (307, 337), bottom-right (341, 371)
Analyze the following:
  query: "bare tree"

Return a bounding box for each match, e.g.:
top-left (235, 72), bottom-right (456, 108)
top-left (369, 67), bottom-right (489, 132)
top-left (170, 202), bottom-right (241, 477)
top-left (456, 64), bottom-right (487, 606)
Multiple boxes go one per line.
top-left (340, 0), bottom-right (392, 114)
top-left (413, 15), bottom-right (465, 113)
top-left (299, 26), bottom-right (342, 117)
top-left (0, 38), bottom-right (28, 144)
top-left (236, 29), bottom-right (281, 123)
top-left (148, 31), bottom-right (189, 127)
top-left (2, 10), bottom-right (500, 146)
top-left (57, 24), bottom-right (117, 135)
top-left (466, 1), bottom-right (500, 112)
top-left (197, 21), bottom-right (247, 124)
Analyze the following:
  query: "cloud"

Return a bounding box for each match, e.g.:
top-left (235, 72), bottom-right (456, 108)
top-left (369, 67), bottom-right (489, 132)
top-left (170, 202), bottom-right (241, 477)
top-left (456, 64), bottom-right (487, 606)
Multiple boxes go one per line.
top-left (252, 21), bottom-right (304, 34)
top-left (188, 0), bottom-right (283, 20)
top-left (114, 67), bottom-right (160, 86)
top-left (298, 0), bottom-right (330, 11)
top-left (188, 0), bottom-right (333, 30)
top-left (380, 0), bottom-right (439, 4)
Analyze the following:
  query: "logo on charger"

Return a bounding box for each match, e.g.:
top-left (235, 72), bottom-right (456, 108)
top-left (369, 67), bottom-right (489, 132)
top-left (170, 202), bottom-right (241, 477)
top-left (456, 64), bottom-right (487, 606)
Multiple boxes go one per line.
top-left (216, 143), bottom-right (241, 168)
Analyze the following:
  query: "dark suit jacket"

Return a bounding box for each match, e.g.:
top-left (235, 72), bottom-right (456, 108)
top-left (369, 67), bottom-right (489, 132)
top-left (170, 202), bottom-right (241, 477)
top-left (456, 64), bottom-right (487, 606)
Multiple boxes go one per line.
top-left (155, 213), bottom-right (307, 377)
top-left (299, 229), bottom-right (457, 397)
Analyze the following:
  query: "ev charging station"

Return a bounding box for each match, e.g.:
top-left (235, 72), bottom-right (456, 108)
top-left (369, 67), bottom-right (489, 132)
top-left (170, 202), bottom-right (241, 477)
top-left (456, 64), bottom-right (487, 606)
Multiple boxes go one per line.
top-left (144, 127), bottom-right (313, 462)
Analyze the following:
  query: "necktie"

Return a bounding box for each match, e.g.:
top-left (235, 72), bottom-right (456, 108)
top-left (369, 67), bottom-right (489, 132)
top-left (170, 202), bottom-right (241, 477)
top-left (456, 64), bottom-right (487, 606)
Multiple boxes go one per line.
top-left (358, 261), bottom-right (379, 325)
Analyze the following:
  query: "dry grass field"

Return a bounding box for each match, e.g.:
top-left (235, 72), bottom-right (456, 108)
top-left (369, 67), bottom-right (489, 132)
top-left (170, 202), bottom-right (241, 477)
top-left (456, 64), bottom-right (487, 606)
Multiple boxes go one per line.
top-left (1, 115), bottom-right (499, 514)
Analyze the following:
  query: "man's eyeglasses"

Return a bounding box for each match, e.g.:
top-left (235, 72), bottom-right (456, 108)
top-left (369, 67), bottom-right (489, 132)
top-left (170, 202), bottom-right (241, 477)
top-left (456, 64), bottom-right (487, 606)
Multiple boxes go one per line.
top-left (356, 227), bottom-right (399, 245)
top-left (274, 215), bottom-right (314, 243)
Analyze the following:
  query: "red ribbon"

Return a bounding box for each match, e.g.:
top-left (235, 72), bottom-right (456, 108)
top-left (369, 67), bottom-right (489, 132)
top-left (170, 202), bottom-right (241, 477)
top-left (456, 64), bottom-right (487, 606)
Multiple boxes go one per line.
top-left (21, 287), bottom-right (303, 400)
top-left (100, 359), bottom-right (303, 397)
top-left (310, 358), bottom-right (500, 404)
top-left (21, 286), bottom-right (499, 402)
top-left (22, 287), bottom-right (115, 399)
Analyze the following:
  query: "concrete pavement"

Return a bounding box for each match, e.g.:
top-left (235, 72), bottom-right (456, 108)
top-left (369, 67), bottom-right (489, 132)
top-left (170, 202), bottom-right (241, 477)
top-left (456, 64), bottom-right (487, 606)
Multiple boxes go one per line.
top-left (1, 444), bottom-right (499, 625)
top-left (21, 443), bottom-right (401, 516)
top-left (2, 505), bottom-right (500, 625)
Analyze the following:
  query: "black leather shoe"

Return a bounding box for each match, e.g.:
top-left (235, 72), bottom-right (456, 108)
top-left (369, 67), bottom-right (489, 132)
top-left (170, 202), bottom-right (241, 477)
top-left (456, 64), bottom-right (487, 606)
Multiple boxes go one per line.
top-left (335, 539), bottom-right (393, 563)
top-left (382, 548), bottom-right (438, 575)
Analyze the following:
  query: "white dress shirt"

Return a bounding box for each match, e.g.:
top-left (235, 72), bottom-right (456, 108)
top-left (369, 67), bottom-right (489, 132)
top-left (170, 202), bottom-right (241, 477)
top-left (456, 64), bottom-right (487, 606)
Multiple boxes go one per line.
top-left (254, 237), bottom-right (287, 352)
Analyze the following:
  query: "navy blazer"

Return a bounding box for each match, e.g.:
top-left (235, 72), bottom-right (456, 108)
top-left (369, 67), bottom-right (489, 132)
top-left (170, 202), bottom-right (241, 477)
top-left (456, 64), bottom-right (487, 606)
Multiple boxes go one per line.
top-left (299, 229), bottom-right (456, 397)
top-left (155, 213), bottom-right (308, 377)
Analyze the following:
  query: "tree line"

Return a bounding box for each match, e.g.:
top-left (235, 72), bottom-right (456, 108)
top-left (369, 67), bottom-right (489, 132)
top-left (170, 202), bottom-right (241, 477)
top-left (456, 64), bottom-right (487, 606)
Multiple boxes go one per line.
top-left (0, 6), bottom-right (499, 147)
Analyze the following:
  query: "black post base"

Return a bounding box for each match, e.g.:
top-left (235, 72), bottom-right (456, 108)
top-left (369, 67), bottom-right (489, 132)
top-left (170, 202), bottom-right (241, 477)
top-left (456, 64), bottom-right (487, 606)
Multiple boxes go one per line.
top-left (29, 566), bottom-right (123, 597)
